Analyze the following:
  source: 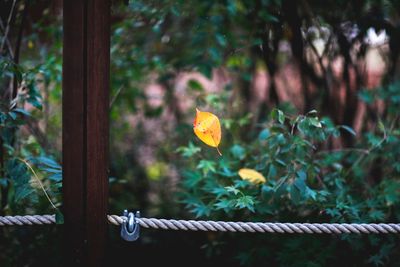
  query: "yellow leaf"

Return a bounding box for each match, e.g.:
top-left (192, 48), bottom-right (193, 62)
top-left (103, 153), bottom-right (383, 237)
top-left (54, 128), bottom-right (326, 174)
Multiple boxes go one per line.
top-left (193, 108), bottom-right (222, 155)
top-left (28, 40), bottom-right (34, 49)
top-left (238, 168), bottom-right (266, 184)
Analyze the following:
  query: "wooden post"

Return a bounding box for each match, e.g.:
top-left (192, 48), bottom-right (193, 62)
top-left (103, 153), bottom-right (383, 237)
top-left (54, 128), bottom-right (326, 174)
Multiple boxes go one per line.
top-left (62, 0), bottom-right (110, 266)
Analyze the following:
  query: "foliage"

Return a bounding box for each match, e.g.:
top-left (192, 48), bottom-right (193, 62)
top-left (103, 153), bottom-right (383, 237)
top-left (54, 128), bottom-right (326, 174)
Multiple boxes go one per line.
top-left (178, 94), bottom-right (400, 265)
top-left (0, 59), bottom-right (61, 215)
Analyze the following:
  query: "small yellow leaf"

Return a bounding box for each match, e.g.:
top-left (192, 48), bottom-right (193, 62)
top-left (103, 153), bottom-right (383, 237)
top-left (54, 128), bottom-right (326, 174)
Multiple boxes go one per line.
top-left (28, 40), bottom-right (34, 49)
top-left (238, 168), bottom-right (266, 184)
top-left (193, 108), bottom-right (222, 155)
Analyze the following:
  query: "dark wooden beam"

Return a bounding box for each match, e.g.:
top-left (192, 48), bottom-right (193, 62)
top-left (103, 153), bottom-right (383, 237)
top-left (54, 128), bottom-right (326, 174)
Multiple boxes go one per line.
top-left (62, 0), bottom-right (110, 266)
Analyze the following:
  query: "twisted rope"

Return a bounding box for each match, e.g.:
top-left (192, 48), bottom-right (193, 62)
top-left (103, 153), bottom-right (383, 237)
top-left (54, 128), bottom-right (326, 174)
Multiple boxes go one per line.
top-left (0, 215), bottom-right (55, 226)
top-left (1, 215), bottom-right (399, 234)
top-left (107, 215), bottom-right (400, 234)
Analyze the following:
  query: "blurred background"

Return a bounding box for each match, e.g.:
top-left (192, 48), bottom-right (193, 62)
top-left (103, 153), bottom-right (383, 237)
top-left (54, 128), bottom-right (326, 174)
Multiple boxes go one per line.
top-left (1, 0), bottom-right (400, 266)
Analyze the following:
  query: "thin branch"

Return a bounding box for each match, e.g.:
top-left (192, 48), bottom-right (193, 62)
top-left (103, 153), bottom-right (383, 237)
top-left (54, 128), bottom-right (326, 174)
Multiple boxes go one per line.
top-left (306, 36), bottom-right (328, 77)
top-left (13, 0), bottom-right (29, 99)
top-left (0, 18), bottom-right (14, 58)
top-left (0, 0), bottom-right (17, 53)
top-left (109, 86), bottom-right (124, 108)
top-left (18, 158), bottom-right (58, 211)
top-left (316, 148), bottom-right (370, 155)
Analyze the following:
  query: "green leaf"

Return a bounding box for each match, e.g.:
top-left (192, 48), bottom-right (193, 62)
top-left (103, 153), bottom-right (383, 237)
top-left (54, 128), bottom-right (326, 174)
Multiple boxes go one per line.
top-left (196, 160), bottom-right (216, 175)
top-left (273, 176), bottom-right (289, 192)
top-left (14, 186), bottom-right (33, 202)
top-left (198, 64), bottom-right (213, 79)
top-left (8, 112), bottom-right (17, 120)
top-left (225, 186), bottom-right (240, 195)
top-left (293, 177), bottom-right (306, 193)
top-left (144, 106), bottom-right (163, 117)
top-left (377, 120), bottom-right (385, 133)
top-left (305, 186), bottom-right (317, 200)
top-left (13, 108), bottom-right (31, 117)
top-left (369, 210), bottom-right (385, 221)
top-left (325, 208), bottom-right (341, 218)
top-left (190, 203), bottom-right (211, 218)
top-left (40, 167), bottom-right (61, 174)
top-left (182, 171), bottom-right (202, 188)
top-left (267, 164), bottom-right (277, 178)
top-left (258, 129), bottom-right (270, 141)
top-left (296, 170), bottom-right (306, 181)
top-left (48, 173), bottom-right (62, 182)
top-left (0, 178), bottom-right (8, 186)
top-left (216, 34), bottom-right (227, 47)
top-left (235, 196), bottom-right (255, 212)
top-left (309, 117), bottom-right (322, 128)
top-left (214, 199), bottom-right (234, 211)
top-left (271, 109), bottom-right (285, 124)
top-left (211, 187), bottom-right (229, 198)
top-left (230, 144), bottom-right (245, 160)
top-left (290, 184), bottom-right (302, 203)
top-left (37, 156), bottom-right (61, 169)
top-left (177, 142), bottom-right (201, 157)
top-left (217, 159), bottom-right (235, 177)
top-left (278, 110), bottom-right (285, 124)
top-left (275, 159), bottom-right (286, 166)
top-left (187, 79), bottom-right (203, 91)
top-left (340, 125), bottom-right (356, 136)
top-left (359, 90), bottom-right (374, 104)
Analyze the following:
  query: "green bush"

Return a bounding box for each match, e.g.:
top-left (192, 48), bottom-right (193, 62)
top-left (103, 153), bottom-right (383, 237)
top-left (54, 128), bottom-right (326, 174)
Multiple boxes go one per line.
top-left (178, 83), bottom-right (400, 266)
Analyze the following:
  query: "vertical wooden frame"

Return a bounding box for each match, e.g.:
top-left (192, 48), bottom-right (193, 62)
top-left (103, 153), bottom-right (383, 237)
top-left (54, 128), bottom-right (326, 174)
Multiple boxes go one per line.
top-left (62, 0), bottom-right (110, 266)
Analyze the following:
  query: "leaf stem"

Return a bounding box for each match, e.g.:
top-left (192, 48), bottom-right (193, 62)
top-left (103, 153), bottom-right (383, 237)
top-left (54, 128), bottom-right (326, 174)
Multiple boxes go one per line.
top-left (216, 146), bottom-right (222, 156)
top-left (18, 158), bottom-right (58, 210)
top-left (109, 86), bottom-right (124, 108)
top-left (316, 148), bottom-right (370, 155)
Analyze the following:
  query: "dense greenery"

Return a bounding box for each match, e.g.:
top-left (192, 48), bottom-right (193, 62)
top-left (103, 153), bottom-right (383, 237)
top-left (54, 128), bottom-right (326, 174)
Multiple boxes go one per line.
top-left (1, 0), bottom-right (400, 266)
top-left (180, 104), bottom-right (400, 266)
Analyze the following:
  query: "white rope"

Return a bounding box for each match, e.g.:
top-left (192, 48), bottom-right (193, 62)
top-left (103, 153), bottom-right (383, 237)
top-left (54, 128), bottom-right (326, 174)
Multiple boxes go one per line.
top-left (0, 215), bottom-right (56, 226)
top-left (109, 215), bottom-right (400, 234)
top-left (1, 215), bottom-right (399, 234)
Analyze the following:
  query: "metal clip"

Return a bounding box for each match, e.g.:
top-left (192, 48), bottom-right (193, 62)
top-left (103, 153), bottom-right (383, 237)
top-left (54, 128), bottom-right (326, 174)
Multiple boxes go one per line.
top-left (120, 210), bottom-right (140, 241)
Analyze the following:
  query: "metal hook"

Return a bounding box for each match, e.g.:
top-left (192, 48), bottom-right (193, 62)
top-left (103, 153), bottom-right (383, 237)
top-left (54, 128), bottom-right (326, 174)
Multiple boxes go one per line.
top-left (121, 209), bottom-right (140, 241)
